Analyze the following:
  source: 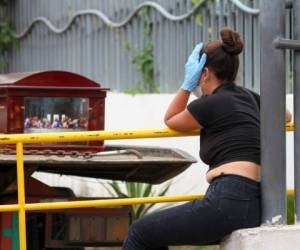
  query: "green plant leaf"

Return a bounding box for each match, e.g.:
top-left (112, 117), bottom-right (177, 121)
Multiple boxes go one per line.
top-left (122, 11), bottom-right (157, 94)
top-left (137, 202), bottom-right (156, 218)
top-left (0, 20), bottom-right (18, 68)
top-left (109, 181), bottom-right (128, 198)
top-left (124, 88), bottom-right (147, 95)
top-left (195, 13), bottom-right (203, 26)
top-left (287, 193), bottom-right (295, 225)
top-left (136, 203), bottom-right (151, 218)
top-left (192, 0), bottom-right (202, 5)
top-left (142, 183), bottom-right (152, 198)
top-left (102, 182), bottom-right (119, 197)
top-left (126, 182), bottom-right (135, 197)
top-left (123, 38), bottom-right (131, 51)
top-left (139, 6), bottom-right (150, 17)
top-left (103, 180), bottom-right (172, 220)
top-left (156, 181), bottom-right (172, 197)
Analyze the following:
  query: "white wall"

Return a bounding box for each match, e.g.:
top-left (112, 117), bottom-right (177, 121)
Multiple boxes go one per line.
top-left (33, 93), bottom-right (295, 197)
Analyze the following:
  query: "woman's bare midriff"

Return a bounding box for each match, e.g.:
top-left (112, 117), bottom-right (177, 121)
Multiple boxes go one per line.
top-left (206, 161), bottom-right (261, 183)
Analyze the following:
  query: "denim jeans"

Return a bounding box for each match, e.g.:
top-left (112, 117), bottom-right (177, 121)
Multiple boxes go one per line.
top-left (122, 174), bottom-right (261, 250)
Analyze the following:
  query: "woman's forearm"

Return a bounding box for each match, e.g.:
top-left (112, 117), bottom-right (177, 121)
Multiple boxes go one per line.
top-left (164, 89), bottom-right (190, 123)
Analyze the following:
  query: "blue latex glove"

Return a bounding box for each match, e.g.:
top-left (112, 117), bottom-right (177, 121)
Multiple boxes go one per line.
top-left (181, 43), bottom-right (207, 92)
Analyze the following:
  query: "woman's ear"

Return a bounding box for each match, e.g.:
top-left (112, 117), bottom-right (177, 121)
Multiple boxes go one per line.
top-left (198, 67), bottom-right (207, 84)
top-left (201, 67), bottom-right (209, 83)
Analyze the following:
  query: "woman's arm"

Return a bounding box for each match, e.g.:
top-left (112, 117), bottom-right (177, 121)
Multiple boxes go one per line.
top-left (164, 89), bottom-right (202, 131)
top-left (164, 43), bottom-right (206, 131)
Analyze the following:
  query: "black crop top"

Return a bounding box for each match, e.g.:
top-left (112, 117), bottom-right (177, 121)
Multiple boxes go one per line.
top-left (187, 82), bottom-right (260, 170)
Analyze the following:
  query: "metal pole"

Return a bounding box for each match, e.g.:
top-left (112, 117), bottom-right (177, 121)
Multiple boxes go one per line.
top-left (16, 142), bottom-right (27, 250)
top-left (260, 0), bottom-right (287, 224)
top-left (294, 0), bottom-right (300, 224)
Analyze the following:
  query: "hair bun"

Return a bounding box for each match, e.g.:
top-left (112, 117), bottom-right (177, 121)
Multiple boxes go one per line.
top-left (220, 27), bottom-right (244, 55)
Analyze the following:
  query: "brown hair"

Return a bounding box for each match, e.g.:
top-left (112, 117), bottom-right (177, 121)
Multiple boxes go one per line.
top-left (202, 27), bottom-right (244, 83)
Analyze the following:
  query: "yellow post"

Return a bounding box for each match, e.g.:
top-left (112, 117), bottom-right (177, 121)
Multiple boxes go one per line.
top-left (16, 142), bottom-right (27, 250)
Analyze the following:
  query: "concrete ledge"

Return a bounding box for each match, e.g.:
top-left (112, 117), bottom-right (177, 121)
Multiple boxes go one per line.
top-left (220, 225), bottom-right (300, 250)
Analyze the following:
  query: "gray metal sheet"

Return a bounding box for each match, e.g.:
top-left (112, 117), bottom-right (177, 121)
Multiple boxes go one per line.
top-left (4, 0), bottom-right (262, 93)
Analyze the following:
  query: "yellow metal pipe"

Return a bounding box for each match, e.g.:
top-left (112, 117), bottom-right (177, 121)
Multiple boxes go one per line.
top-left (24, 195), bottom-right (204, 211)
top-left (21, 189), bottom-right (296, 212)
top-left (0, 189), bottom-right (294, 213)
top-left (16, 142), bottom-right (27, 250)
top-left (0, 204), bottom-right (20, 212)
top-left (0, 189), bottom-right (294, 212)
top-left (0, 124), bottom-right (294, 145)
top-left (0, 128), bottom-right (199, 144)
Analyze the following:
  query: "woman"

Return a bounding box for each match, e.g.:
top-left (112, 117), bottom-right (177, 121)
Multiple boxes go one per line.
top-left (122, 27), bottom-right (290, 250)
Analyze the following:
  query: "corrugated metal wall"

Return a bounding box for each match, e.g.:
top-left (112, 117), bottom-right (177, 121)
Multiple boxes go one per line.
top-left (6, 0), bottom-right (261, 93)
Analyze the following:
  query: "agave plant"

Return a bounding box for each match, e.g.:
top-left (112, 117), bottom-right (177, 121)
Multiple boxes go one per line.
top-left (105, 181), bottom-right (172, 220)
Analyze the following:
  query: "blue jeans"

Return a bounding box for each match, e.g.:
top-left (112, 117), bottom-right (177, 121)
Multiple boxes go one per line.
top-left (122, 174), bottom-right (261, 250)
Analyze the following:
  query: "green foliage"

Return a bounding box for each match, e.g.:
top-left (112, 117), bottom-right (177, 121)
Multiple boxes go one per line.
top-left (194, 13), bottom-right (203, 26)
top-left (105, 181), bottom-right (172, 220)
top-left (123, 6), bottom-right (158, 94)
top-left (131, 42), bottom-right (158, 93)
top-left (287, 193), bottom-right (295, 225)
top-left (0, 21), bottom-right (17, 51)
top-left (191, 0), bottom-right (201, 5)
top-left (286, 52), bottom-right (293, 94)
top-left (124, 89), bottom-right (147, 95)
top-left (123, 37), bottom-right (131, 52)
top-left (0, 1), bottom-right (18, 69)
top-left (192, 246), bottom-right (219, 250)
top-left (287, 72), bottom-right (293, 94)
top-left (191, 0), bottom-right (204, 27)
top-left (123, 40), bottom-right (158, 93)
top-left (139, 6), bottom-right (152, 37)
top-left (139, 6), bottom-right (150, 17)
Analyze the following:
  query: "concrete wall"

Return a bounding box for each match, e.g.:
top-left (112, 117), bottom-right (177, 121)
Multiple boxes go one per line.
top-left (220, 225), bottom-right (300, 250)
top-left (33, 93), bottom-right (294, 198)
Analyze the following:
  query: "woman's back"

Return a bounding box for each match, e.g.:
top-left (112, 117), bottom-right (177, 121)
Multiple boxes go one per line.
top-left (188, 82), bottom-right (260, 170)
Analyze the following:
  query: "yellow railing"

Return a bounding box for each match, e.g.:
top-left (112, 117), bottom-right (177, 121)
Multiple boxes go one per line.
top-left (0, 124), bottom-right (295, 250)
top-left (286, 122), bottom-right (294, 131)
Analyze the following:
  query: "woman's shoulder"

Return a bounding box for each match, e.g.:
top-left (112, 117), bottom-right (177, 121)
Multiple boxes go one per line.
top-left (193, 91), bottom-right (235, 113)
top-left (236, 85), bottom-right (260, 97)
top-left (209, 87), bottom-right (236, 103)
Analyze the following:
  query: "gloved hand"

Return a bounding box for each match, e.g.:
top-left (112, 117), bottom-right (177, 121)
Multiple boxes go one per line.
top-left (181, 43), bottom-right (207, 92)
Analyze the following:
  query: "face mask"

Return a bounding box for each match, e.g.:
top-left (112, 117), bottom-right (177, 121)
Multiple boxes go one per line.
top-left (193, 85), bottom-right (203, 98)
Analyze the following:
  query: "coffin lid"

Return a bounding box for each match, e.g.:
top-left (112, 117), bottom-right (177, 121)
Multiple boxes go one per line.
top-left (0, 71), bottom-right (104, 88)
